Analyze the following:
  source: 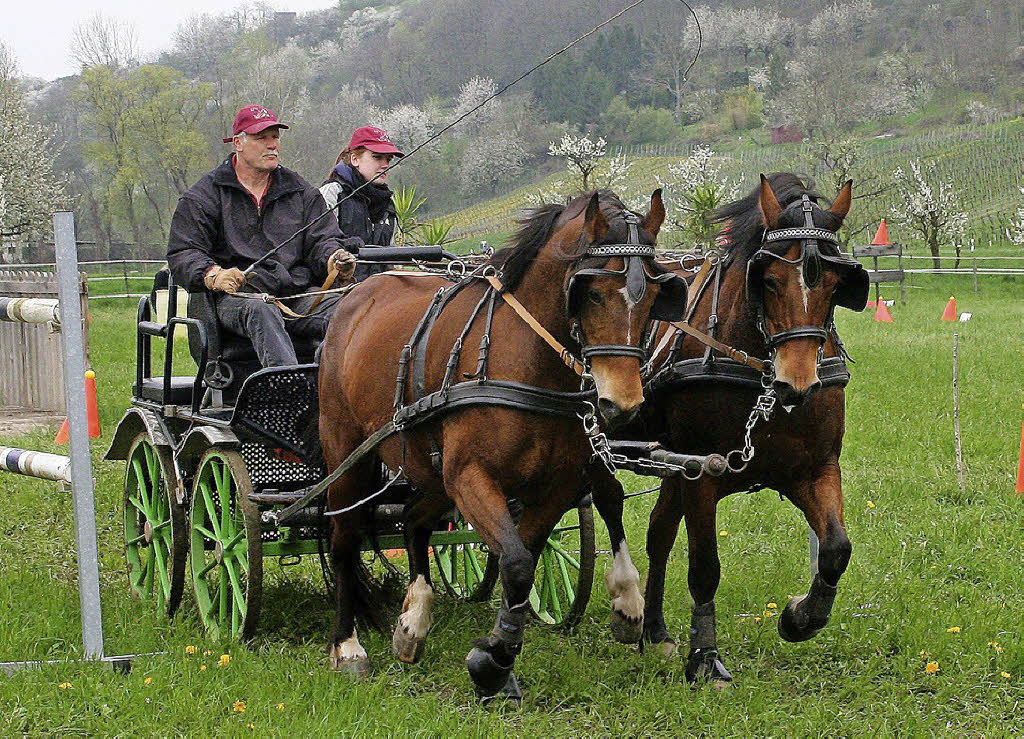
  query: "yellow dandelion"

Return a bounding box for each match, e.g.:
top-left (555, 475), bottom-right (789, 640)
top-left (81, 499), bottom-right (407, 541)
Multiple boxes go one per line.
top-left (946, 626), bottom-right (961, 633)
top-left (925, 661), bottom-right (940, 674)
top-left (767, 602), bottom-right (778, 609)
top-left (987, 641), bottom-right (998, 648)
top-left (276, 703), bottom-right (285, 711)
top-left (919, 649), bottom-right (928, 657)
top-left (233, 701), bottom-right (246, 713)
top-left (763, 610), bottom-right (775, 619)
top-left (203, 650), bottom-right (213, 656)
top-left (144, 677), bottom-right (153, 685)
top-left (218, 654), bottom-right (231, 667)
top-left (248, 724), bottom-right (256, 731)
top-left (996, 645), bottom-right (1005, 654)
top-left (719, 530), bottom-right (729, 537)
top-left (867, 500), bottom-right (876, 509)
top-left (754, 616), bottom-right (762, 624)
top-left (58, 682), bottom-right (72, 690)
top-left (199, 665), bottom-right (207, 672)
top-left (1001, 671), bottom-right (1011, 679)
top-left (185, 645), bottom-right (197, 655)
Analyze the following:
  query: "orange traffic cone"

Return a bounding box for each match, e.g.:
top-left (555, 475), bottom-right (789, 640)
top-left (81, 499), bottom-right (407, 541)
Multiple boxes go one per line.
top-left (1016, 406), bottom-right (1024, 495)
top-left (874, 297), bottom-right (893, 322)
top-left (941, 296), bottom-right (957, 321)
top-left (54, 370), bottom-right (101, 444)
top-left (871, 219), bottom-right (890, 246)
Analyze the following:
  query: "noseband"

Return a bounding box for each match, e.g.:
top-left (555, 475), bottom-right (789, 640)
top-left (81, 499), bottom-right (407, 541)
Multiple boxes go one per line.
top-left (568, 212), bottom-right (687, 362)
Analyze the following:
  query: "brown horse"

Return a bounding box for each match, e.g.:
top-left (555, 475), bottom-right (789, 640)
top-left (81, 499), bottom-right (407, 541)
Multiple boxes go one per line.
top-left (318, 190), bottom-right (682, 699)
top-left (589, 173), bottom-right (868, 684)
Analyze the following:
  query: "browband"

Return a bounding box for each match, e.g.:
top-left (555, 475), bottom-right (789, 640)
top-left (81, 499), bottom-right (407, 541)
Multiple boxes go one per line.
top-left (762, 227), bottom-right (840, 246)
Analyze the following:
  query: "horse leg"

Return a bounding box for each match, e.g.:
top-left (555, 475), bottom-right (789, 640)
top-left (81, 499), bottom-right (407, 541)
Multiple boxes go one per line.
top-left (325, 455), bottom-right (378, 678)
top-left (588, 463), bottom-right (644, 644)
top-left (778, 463), bottom-right (852, 643)
top-left (642, 477), bottom-right (684, 655)
top-left (452, 465), bottom-right (533, 702)
top-left (392, 494), bottom-right (448, 664)
top-left (680, 476), bottom-right (732, 687)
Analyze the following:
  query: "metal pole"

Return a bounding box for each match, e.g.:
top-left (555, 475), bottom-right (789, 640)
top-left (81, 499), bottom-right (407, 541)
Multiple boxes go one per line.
top-left (53, 211), bottom-right (104, 660)
top-left (952, 332), bottom-right (965, 492)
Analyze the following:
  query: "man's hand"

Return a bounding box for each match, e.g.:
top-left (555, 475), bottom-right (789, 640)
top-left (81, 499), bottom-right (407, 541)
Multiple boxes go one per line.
top-left (204, 266), bottom-right (247, 294)
top-left (329, 249), bottom-right (357, 281)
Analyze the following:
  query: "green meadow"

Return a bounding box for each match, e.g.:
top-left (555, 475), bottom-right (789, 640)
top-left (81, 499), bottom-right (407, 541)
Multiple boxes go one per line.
top-left (1, 274), bottom-right (1022, 735)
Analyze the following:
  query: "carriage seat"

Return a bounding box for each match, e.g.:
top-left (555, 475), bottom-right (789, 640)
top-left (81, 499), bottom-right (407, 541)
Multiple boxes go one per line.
top-left (186, 290), bottom-right (319, 391)
top-left (132, 376), bottom-right (196, 405)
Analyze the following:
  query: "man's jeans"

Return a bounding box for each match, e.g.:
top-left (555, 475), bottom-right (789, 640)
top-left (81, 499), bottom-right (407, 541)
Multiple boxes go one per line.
top-left (215, 291), bottom-right (341, 367)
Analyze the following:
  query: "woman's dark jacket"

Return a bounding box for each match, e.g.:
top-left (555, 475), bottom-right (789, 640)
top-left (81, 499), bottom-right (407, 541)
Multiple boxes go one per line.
top-left (320, 163), bottom-right (397, 282)
top-left (167, 158), bottom-right (350, 295)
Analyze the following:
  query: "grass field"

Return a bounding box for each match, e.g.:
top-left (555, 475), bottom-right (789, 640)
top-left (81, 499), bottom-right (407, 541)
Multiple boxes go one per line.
top-left (1, 275), bottom-right (1022, 735)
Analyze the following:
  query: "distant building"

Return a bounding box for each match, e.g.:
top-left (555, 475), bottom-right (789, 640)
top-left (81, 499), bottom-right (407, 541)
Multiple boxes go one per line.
top-left (770, 125), bottom-right (804, 145)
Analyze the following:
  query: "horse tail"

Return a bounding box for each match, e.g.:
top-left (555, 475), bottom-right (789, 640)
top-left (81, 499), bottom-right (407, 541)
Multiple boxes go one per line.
top-left (351, 551), bottom-right (398, 633)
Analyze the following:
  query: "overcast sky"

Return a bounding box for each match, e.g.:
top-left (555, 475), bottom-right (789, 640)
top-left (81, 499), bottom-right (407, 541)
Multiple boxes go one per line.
top-left (3, 0), bottom-right (334, 81)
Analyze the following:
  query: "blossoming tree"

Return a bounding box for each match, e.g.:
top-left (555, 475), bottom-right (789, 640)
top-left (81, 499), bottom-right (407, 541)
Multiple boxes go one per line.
top-left (890, 160), bottom-right (967, 269)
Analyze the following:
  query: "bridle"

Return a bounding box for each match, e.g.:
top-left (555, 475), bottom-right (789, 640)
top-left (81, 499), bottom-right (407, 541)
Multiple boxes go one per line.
top-left (746, 195), bottom-right (865, 361)
top-left (566, 211), bottom-right (687, 363)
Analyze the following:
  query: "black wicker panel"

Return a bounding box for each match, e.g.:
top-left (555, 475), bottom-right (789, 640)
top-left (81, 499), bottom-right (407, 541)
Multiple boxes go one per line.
top-left (232, 365), bottom-right (321, 459)
top-left (241, 442), bottom-right (324, 488)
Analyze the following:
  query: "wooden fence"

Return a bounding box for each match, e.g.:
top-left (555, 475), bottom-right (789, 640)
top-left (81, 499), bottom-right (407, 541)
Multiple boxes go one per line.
top-left (0, 271), bottom-right (89, 426)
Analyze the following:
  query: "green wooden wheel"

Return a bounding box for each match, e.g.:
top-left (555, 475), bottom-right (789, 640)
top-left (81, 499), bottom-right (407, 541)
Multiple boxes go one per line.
top-left (123, 433), bottom-right (186, 617)
top-left (433, 518), bottom-right (499, 602)
top-left (529, 503), bottom-right (596, 628)
top-left (189, 449), bottom-right (262, 641)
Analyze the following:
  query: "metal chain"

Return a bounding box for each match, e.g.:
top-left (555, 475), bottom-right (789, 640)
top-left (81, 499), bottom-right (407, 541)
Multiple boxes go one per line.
top-left (724, 373), bottom-right (777, 474)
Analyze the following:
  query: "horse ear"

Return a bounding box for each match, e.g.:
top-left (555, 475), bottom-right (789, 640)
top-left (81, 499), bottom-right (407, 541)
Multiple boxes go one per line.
top-left (758, 174), bottom-right (783, 229)
top-left (828, 179), bottom-right (853, 220)
top-left (582, 191), bottom-right (609, 243)
top-left (642, 188), bottom-right (665, 239)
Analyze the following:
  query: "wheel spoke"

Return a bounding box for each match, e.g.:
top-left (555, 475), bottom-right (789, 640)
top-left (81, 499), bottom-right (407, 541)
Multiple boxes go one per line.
top-left (224, 558), bottom-right (247, 616)
top-left (199, 481), bottom-right (223, 539)
top-left (556, 548), bottom-right (576, 602)
top-left (130, 459), bottom-right (153, 517)
top-left (125, 531), bottom-right (148, 546)
top-left (128, 495), bottom-right (147, 517)
top-left (219, 565), bottom-right (229, 624)
top-left (152, 541), bottom-right (171, 596)
top-left (195, 555), bottom-right (219, 580)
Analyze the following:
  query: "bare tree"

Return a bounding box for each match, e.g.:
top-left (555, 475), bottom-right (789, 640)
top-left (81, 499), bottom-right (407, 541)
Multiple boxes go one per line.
top-left (70, 13), bottom-right (139, 70)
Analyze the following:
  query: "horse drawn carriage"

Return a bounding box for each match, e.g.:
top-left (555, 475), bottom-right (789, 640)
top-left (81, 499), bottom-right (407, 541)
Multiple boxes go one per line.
top-left (106, 176), bottom-right (870, 700)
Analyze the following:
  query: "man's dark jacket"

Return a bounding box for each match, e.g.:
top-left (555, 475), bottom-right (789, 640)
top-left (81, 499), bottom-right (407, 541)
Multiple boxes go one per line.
top-left (167, 158), bottom-right (351, 295)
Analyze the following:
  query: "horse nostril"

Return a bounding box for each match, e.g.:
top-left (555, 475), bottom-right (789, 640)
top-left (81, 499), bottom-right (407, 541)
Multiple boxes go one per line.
top-left (597, 398), bottom-right (639, 428)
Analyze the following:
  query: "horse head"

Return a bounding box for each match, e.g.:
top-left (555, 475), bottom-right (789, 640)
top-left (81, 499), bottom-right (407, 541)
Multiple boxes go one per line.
top-left (554, 189), bottom-right (685, 426)
top-left (747, 175), bottom-right (868, 406)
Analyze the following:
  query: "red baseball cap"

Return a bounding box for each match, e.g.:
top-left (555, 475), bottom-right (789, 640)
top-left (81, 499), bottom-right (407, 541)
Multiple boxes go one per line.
top-left (348, 126), bottom-right (404, 156)
top-left (223, 105), bottom-right (289, 143)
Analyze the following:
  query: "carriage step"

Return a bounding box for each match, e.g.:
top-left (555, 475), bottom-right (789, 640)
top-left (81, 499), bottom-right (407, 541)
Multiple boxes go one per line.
top-left (248, 490), bottom-right (308, 505)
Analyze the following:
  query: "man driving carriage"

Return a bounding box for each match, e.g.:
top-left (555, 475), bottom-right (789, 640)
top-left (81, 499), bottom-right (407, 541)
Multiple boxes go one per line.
top-left (167, 105), bottom-right (359, 367)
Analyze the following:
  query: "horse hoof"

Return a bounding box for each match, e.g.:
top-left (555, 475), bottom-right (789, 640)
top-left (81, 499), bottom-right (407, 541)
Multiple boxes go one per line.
top-left (655, 640), bottom-right (678, 658)
top-left (330, 656), bottom-right (370, 678)
top-left (778, 595), bottom-right (823, 643)
top-left (466, 647), bottom-right (514, 698)
top-left (392, 627), bottom-right (426, 664)
top-left (686, 649), bottom-right (733, 687)
top-left (478, 671), bottom-right (524, 705)
top-left (610, 609), bottom-right (643, 644)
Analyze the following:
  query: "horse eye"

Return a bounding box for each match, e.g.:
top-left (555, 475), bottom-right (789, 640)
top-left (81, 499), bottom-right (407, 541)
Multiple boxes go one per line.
top-left (586, 289), bottom-right (604, 306)
top-left (763, 276), bottom-right (781, 293)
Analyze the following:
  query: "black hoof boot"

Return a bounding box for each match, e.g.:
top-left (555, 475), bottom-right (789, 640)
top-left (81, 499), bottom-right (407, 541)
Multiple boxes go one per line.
top-left (480, 672), bottom-right (523, 705)
top-left (686, 648), bottom-right (732, 688)
top-left (778, 575), bottom-right (836, 643)
top-left (467, 647), bottom-right (520, 702)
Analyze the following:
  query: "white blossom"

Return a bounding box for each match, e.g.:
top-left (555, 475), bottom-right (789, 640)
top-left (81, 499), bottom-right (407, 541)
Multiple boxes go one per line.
top-left (371, 104), bottom-right (434, 155)
top-left (1009, 187), bottom-right (1024, 247)
top-left (340, 7), bottom-right (398, 49)
top-left (452, 76), bottom-right (499, 129)
top-left (459, 132), bottom-right (526, 194)
top-left (890, 160), bottom-right (967, 264)
top-left (657, 145), bottom-right (739, 248)
top-left (548, 133), bottom-right (607, 191)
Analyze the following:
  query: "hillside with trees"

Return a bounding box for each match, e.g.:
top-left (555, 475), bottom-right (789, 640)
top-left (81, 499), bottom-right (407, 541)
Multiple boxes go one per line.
top-left (3, 0), bottom-right (1023, 258)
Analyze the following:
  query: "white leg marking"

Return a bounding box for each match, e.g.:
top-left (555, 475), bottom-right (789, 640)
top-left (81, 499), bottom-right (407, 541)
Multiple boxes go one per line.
top-left (398, 575), bottom-right (434, 638)
top-left (330, 629), bottom-right (367, 663)
top-left (605, 541), bottom-right (644, 620)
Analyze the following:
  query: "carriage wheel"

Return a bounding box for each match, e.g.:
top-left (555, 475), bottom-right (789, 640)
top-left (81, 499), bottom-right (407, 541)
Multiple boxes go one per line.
top-left (529, 502), bottom-right (596, 628)
top-left (123, 433), bottom-right (186, 618)
top-left (433, 517), bottom-right (500, 602)
top-left (189, 449), bottom-right (263, 640)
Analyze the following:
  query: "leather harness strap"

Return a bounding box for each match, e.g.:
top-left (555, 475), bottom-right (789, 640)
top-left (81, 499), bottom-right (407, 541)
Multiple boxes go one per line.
top-left (665, 319), bottom-right (768, 373)
top-left (484, 274), bottom-right (586, 376)
top-left (272, 258), bottom-right (345, 319)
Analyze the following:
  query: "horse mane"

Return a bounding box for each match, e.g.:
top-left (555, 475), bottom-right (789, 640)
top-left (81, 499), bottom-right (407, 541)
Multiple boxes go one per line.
top-left (492, 190), bottom-right (632, 291)
top-left (712, 172), bottom-right (844, 260)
